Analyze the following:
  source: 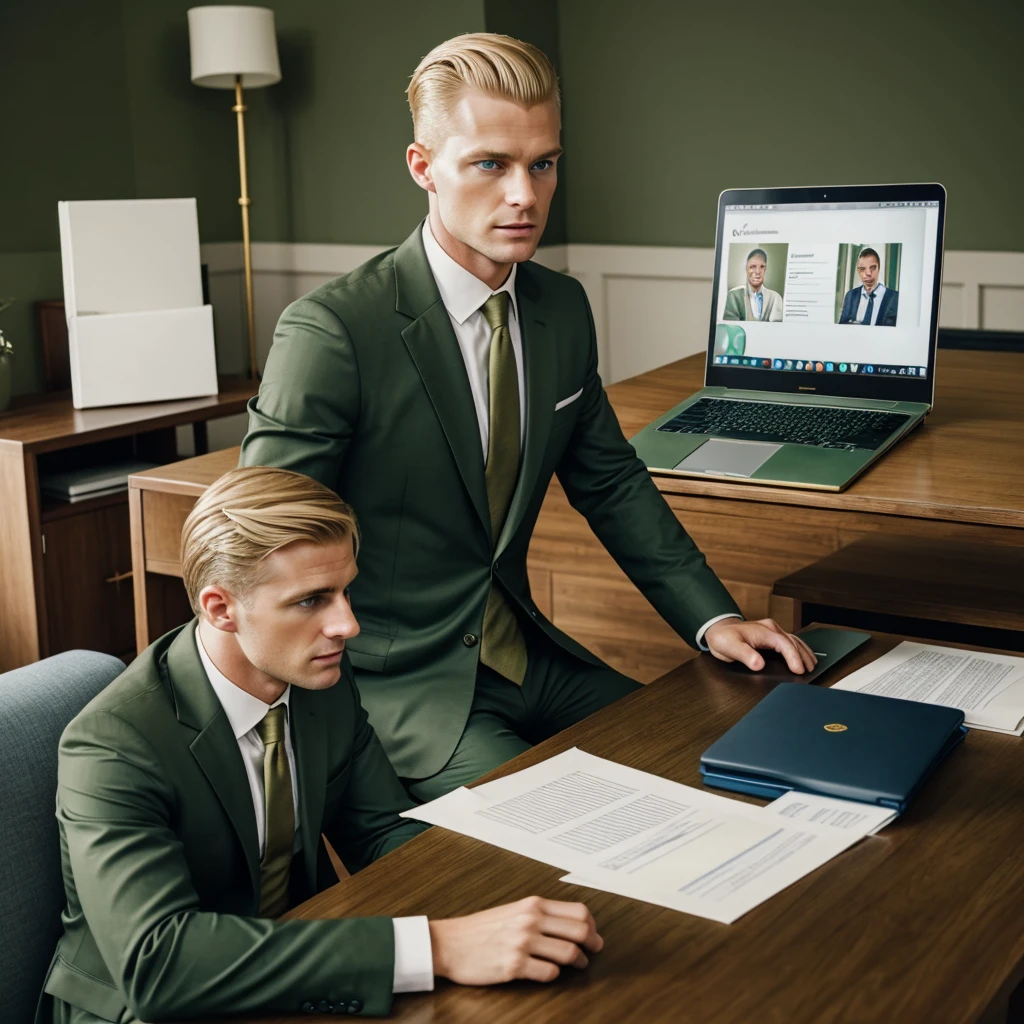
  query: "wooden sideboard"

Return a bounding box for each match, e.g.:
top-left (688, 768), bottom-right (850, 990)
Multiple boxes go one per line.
top-left (0, 381), bottom-right (256, 672)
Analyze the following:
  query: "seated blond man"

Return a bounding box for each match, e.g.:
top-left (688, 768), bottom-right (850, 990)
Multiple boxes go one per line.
top-left (38, 467), bottom-right (601, 1023)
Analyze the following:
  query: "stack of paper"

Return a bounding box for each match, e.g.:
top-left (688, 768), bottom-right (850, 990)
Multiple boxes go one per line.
top-left (58, 198), bottom-right (218, 409)
top-left (831, 642), bottom-right (1024, 736)
top-left (40, 460), bottom-right (158, 503)
top-left (403, 748), bottom-right (888, 924)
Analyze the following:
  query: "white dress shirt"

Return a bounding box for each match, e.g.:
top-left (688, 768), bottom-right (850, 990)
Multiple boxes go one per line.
top-left (856, 282), bottom-right (886, 325)
top-left (422, 220), bottom-right (739, 650)
top-left (195, 627), bottom-right (433, 993)
top-left (748, 285), bottom-right (764, 320)
top-left (421, 220), bottom-right (525, 456)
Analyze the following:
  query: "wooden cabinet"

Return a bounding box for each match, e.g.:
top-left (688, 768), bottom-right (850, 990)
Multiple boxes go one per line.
top-left (0, 380), bottom-right (257, 672)
top-left (42, 499), bottom-right (136, 659)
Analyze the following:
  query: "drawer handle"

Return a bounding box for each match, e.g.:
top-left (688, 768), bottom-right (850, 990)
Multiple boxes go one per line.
top-left (105, 570), bottom-right (134, 584)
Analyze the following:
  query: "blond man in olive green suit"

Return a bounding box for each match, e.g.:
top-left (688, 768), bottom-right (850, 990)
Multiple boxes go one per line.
top-left (38, 469), bottom-right (603, 1022)
top-left (241, 35), bottom-right (816, 800)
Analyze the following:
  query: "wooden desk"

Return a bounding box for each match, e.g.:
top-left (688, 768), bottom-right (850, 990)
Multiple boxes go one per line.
top-left (202, 631), bottom-right (1024, 1024)
top-left (128, 350), bottom-right (1024, 674)
top-left (0, 380), bottom-right (256, 671)
top-left (527, 348), bottom-right (1024, 680)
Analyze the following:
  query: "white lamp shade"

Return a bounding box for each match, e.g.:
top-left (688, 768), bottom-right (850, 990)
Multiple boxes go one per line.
top-left (187, 6), bottom-right (281, 88)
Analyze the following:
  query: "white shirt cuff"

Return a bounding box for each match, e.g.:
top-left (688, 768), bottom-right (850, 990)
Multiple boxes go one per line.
top-left (696, 613), bottom-right (744, 651)
top-left (392, 916), bottom-right (434, 993)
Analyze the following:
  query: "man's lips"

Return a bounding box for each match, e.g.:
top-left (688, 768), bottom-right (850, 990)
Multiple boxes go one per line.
top-left (496, 223), bottom-right (536, 232)
top-left (312, 648), bottom-right (344, 662)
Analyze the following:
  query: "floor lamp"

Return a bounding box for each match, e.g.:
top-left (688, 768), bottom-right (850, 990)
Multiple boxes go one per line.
top-left (187, 6), bottom-right (281, 381)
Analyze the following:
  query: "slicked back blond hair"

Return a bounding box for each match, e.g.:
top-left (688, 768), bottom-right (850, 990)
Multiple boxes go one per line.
top-left (407, 32), bottom-right (559, 148)
top-left (181, 466), bottom-right (358, 614)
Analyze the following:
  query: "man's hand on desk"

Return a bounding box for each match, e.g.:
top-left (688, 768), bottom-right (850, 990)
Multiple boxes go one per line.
top-left (705, 618), bottom-right (817, 675)
top-left (428, 896), bottom-right (603, 985)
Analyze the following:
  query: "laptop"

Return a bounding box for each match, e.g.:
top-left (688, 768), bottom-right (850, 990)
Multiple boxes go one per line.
top-left (629, 183), bottom-right (947, 491)
top-left (700, 682), bottom-right (967, 814)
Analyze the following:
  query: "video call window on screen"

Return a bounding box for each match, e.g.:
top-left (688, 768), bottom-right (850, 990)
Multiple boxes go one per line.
top-left (722, 242), bottom-right (902, 328)
top-left (714, 200), bottom-right (940, 377)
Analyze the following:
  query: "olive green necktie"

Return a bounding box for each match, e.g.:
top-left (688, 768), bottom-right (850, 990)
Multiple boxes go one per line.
top-left (257, 705), bottom-right (293, 917)
top-left (479, 292), bottom-right (528, 685)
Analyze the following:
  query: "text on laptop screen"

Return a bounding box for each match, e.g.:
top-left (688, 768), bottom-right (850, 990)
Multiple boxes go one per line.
top-left (713, 200), bottom-right (941, 379)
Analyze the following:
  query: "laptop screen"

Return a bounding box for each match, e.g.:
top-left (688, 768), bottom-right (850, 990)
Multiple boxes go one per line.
top-left (705, 184), bottom-right (945, 405)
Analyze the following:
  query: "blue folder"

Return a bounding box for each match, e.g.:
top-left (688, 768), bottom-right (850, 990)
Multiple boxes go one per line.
top-left (700, 683), bottom-right (967, 814)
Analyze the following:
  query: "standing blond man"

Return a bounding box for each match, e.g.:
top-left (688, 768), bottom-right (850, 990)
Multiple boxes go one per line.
top-left (39, 467), bottom-right (602, 1022)
top-left (242, 34), bottom-right (815, 801)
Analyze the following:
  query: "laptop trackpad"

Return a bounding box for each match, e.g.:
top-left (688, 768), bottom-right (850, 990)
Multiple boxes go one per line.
top-left (674, 438), bottom-right (783, 478)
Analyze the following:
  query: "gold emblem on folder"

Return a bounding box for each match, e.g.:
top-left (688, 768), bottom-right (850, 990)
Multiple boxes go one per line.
top-left (824, 723), bottom-right (848, 732)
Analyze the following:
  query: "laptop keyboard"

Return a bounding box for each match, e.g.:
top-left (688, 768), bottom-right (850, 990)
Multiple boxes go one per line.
top-left (657, 398), bottom-right (911, 451)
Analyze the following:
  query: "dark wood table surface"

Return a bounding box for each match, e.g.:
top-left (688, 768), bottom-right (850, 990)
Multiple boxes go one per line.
top-left (216, 630), bottom-right (1024, 1024)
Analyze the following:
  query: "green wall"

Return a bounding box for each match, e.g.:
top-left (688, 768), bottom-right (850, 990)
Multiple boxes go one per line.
top-left (2, 0), bottom-right (1021, 396)
top-left (0, 0), bottom-right (484, 394)
top-left (557, 0), bottom-right (1024, 250)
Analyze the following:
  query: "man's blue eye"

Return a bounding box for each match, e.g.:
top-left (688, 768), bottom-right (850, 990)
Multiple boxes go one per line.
top-left (532, 160), bottom-right (553, 172)
top-left (298, 596), bottom-right (320, 609)
top-left (479, 160), bottom-right (499, 171)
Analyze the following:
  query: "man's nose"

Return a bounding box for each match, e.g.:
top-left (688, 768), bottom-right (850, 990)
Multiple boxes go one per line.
top-left (505, 167), bottom-right (537, 209)
top-left (325, 596), bottom-right (360, 639)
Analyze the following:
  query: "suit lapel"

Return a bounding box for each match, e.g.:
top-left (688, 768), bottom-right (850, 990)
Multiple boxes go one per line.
top-left (289, 685), bottom-right (328, 891)
top-left (497, 265), bottom-right (557, 558)
top-left (395, 228), bottom-right (492, 542)
top-left (165, 623), bottom-right (260, 898)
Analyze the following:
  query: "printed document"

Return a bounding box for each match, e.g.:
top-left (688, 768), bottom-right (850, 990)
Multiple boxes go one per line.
top-left (402, 748), bottom-right (865, 924)
top-left (831, 642), bottom-right (1024, 735)
top-left (764, 791), bottom-right (896, 835)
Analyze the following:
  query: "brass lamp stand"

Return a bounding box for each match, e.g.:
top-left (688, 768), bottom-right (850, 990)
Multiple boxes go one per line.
top-left (187, 5), bottom-right (281, 382)
top-left (233, 75), bottom-right (257, 380)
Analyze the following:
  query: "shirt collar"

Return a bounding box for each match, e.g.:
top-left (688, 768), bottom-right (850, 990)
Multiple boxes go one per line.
top-left (195, 623), bottom-right (291, 740)
top-left (864, 282), bottom-right (886, 298)
top-left (749, 285), bottom-right (763, 299)
top-left (421, 219), bottom-right (519, 326)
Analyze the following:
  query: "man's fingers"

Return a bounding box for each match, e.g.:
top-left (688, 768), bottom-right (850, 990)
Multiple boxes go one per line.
top-left (528, 900), bottom-right (603, 952)
top-left (793, 634), bottom-right (818, 671)
top-left (708, 630), bottom-right (764, 669)
top-left (532, 898), bottom-right (591, 923)
top-left (519, 957), bottom-right (562, 983)
top-left (760, 627), bottom-right (809, 674)
top-left (529, 935), bottom-right (590, 969)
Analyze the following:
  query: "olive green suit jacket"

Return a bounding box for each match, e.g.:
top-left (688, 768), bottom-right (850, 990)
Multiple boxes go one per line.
top-left (240, 224), bottom-right (740, 780)
top-left (38, 623), bottom-right (426, 1023)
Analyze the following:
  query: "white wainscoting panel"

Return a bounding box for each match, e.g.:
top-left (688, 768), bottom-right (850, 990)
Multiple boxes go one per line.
top-left (197, 241), bottom-right (1023, 419)
top-left (605, 276), bottom-right (712, 382)
top-left (981, 286), bottom-right (1024, 331)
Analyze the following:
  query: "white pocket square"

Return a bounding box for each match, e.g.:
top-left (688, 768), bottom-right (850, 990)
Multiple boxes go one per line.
top-left (554, 388), bottom-right (583, 411)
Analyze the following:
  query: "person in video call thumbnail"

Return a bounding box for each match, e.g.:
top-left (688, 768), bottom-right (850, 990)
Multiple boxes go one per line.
top-left (839, 247), bottom-right (898, 326)
top-left (723, 248), bottom-right (783, 322)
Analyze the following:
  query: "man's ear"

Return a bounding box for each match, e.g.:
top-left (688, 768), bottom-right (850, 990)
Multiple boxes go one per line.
top-left (198, 584), bottom-right (240, 633)
top-left (406, 142), bottom-right (436, 194)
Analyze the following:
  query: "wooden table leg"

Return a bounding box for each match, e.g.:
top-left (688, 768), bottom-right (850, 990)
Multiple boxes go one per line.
top-left (128, 484), bottom-right (150, 656)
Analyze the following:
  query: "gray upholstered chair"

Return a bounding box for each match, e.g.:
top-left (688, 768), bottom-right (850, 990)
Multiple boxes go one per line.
top-left (0, 651), bottom-right (125, 1024)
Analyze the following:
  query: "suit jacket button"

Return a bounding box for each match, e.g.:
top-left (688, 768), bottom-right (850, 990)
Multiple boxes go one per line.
top-left (462, 633), bottom-right (478, 647)
top-left (301, 1002), bottom-right (315, 1014)
top-left (317, 1000), bottom-right (332, 1012)
top-left (348, 999), bottom-right (364, 1014)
